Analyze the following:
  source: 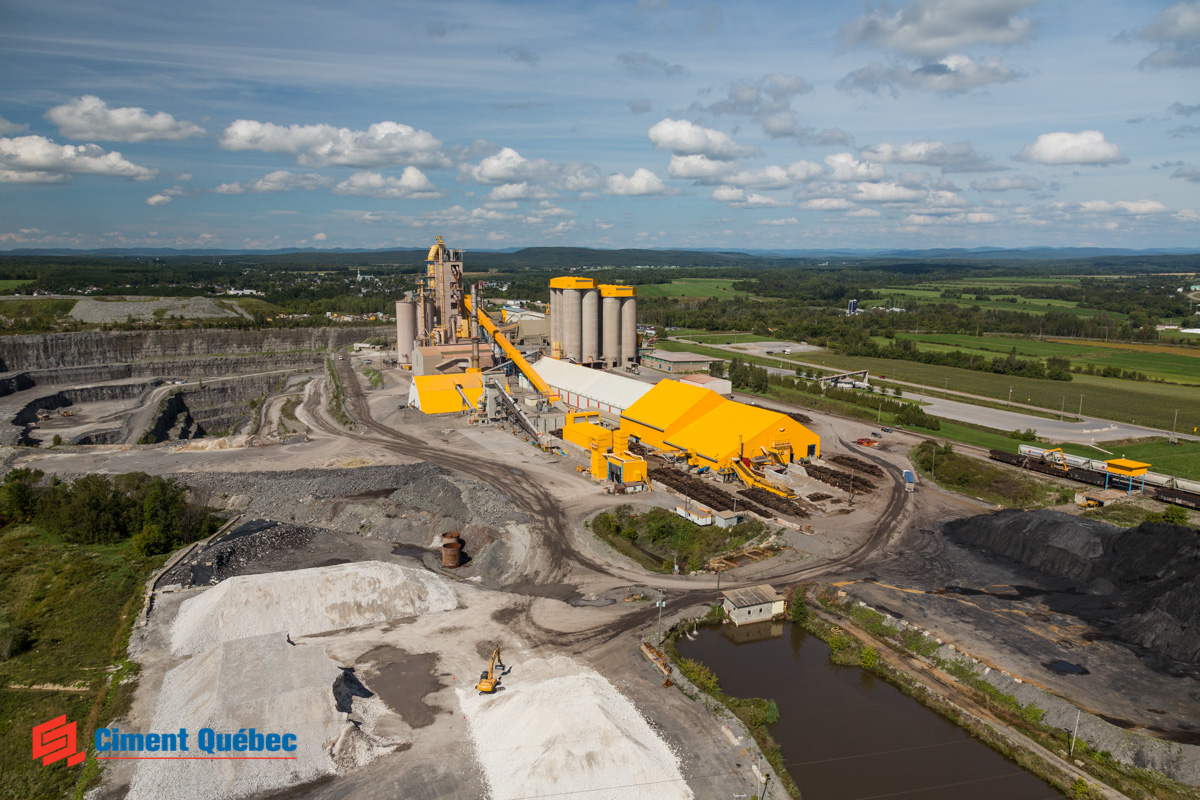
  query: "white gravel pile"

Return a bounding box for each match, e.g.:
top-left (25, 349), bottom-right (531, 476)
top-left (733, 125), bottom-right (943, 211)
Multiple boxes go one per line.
top-left (126, 634), bottom-right (394, 800)
top-left (170, 561), bottom-right (457, 655)
top-left (458, 656), bottom-right (693, 800)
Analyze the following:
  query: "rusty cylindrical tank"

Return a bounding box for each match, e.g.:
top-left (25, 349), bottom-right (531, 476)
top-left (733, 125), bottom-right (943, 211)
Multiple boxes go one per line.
top-left (441, 531), bottom-right (460, 545)
top-left (441, 541), bottom-right (463, 568)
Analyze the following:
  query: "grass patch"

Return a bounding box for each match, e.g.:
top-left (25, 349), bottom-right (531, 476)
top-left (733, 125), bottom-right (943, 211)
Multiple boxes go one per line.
top-left (910, 441), bottom-right (1073, 508)
top-left (591, 506), bottom-right (771, 573)
top-left (1054, 438), bottom-right (1200, 481)
top-left (633, 279), bottom-right (747, 299)
top-left (362, 367), bottom-right (384, 389)
top-left (0, 525), bottom-right (165, 799)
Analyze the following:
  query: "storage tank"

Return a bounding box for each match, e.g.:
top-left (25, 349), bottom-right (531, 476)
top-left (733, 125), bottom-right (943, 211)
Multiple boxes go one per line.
top-left (601, 294), bottom-right (621, 366)
top-left (396, 300), bottom-right (416, 364)
top-left (563, 288), bottom-right (582, 361)
top-left (620, 294), bottom-right (637, 365)
top-left (581, 288), bottom-right (599, 362)
top-left (441, 541), bottom-right (462, 568)
top-left (550, 288), bottom-right (561, 356)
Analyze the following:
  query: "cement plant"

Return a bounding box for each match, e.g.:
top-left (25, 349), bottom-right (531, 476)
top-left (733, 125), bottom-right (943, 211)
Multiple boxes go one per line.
top-left (2, 241), bottom-right (1198, 800)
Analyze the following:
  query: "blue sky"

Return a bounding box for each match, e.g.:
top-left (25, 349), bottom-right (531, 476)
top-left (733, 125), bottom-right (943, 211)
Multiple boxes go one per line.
top-left (1, 0), bottom-right (1198, 251)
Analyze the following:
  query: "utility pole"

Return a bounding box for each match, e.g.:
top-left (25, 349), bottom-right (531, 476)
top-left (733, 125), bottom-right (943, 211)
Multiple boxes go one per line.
top-left (656, 589), bottom-right (666, 645)
top-left (1070, 708), bottom-right (1081, 756)
top-left (1173, 408), bottom-right (1179, 436)
top-left (1078, 395), bottom-right (1083, 417)
top-left (1008, 386), bottom-right (1013, 408)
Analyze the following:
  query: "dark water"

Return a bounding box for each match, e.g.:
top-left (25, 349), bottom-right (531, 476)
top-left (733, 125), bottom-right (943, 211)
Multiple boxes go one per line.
top-left (676, 623), bottom-right (1066, 800)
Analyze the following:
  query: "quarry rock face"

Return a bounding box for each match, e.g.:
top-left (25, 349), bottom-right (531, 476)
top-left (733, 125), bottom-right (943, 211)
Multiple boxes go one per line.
top-left (946, 510), bottom-right (1200, 668)
top-left (0, 327), bottom-right (381, 371)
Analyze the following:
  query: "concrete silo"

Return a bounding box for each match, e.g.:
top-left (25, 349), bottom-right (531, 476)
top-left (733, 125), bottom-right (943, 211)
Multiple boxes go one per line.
top-left (620, 292), bottom-right (638, 366)
top-left (395, 300), bottom-right (416, 365)
top-left (599, 284), bottom-right (635, 367)
top-left (549, 288), bottom-right (562, 358)
top-left (581, 286), bottom-right (599, 362)
top-left (549, 277), bottom-right (594, 362)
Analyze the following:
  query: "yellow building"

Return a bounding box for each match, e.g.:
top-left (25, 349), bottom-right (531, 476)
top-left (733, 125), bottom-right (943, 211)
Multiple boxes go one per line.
top-left (619, 379), bottom-right (819, 467)
top-left (619, 380), bottom-right (728, 452)
top-left (407, 372), bottom-right (484, 414)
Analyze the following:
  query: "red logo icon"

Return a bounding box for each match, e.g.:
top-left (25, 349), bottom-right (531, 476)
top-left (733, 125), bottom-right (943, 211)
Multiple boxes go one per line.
top-left (32, 716), bottom-right (86, 767)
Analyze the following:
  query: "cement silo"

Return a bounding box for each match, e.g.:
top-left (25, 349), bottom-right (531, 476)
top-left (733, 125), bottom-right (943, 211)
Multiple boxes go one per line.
top-left (395, 300), bottom-right (416, 365)
top-left (599, 284), bottom-right (635, 367)
top-left (581, 287), bottom-right (599, 362)
top-left (549, 276), bottom-right (594, 362)
top-left (550, 288), bottom-right (562, 358)
top-left (620, 293), bottom-right (637, 365)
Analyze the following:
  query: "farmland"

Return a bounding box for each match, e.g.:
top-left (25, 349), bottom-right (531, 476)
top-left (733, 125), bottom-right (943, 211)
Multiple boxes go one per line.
top-left (661, 336), bottom-right (1199, 434)
top-left (632, 278), bottom-right (747, 298)
top-left (886, 333), bottom-right (1200, 384)
top-left (867, 287), bottom-right (1115, 318)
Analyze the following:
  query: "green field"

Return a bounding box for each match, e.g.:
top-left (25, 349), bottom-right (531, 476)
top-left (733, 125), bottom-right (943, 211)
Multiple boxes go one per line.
top-left (1054, 438), bottom-right (1200, 481)
top-left (633, 279), bottom-right (746, 298)
top-left (0, 280), bottom-right (31, 292)
top-left (656, 338), bottom-right (1198, 433)
top-left (868, 288), bottom-right (1112, 318)
top-left (1, 525), bottom-right (160, 800)
top-left (887, 333), bottom-right (1200, 384)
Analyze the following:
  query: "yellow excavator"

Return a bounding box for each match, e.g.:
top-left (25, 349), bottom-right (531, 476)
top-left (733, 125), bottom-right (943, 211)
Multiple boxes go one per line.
top-left (476, 647), bottom-right (504, 694)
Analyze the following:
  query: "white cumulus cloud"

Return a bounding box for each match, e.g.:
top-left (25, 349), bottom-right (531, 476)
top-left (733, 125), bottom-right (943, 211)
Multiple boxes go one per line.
top-left (214, 170), bottom-right (333, 194)
top-left (0, 135), bottom-right (156, 182)
top-left (145, 193), bottom-right (172, 206)
top-left (841, 0), bottom-right (1040, 58)
top-left (220, 119), bottom-right (448, 168)
top-left (838, 54), bottom-right (1019, 95)
top-left (605, 168), bottom-right (667, 196)
top-left (825, 153), bottom-right (886, 182)
top-left (0, 116), bottom-right (28, 135)
top-left (333, 168), bottom-right (442, 199)
top-left (46, 95), bottom-right (205, 142)
top-left (1079, 199), bottom-right (1169, 215)
top-left (860, 139), bottom-right (1002, 172)
top-left (971, 175), bottom-right (1041, 191)
top-left (1122, 2), bottom-right (1200, 70)
top-left (647, 118), bottom-right (759, 160)
top-left (1016, 131), bottom-right (1126, 165)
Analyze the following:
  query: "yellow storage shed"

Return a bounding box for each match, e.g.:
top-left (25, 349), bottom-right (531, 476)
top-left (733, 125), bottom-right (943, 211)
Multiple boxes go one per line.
top-left (619, 380), bottom-right (728, 452)
top-left (664, 401), bottom-right (819, 468)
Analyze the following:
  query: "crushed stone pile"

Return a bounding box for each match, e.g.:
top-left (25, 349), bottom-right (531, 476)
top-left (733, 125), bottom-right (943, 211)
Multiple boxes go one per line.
top-left (126, 634), bottom-right (398, 800)
top-left (157, 520), bottom-right (319, 587)
top-left (70, 295), bottom-right (248, 324)
top-left (457, 656), bottom-right (693, 800)
top-left (180, 462), bottom-right (522, 529)
top-left (946, 510), bottom-right (1200, 670)
top-left (170, 561), bottom-right (457, 655)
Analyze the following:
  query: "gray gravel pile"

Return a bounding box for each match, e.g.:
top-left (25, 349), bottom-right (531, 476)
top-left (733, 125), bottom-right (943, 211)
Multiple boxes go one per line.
top-left (181, 463), bottom-right (523, 532)
top-left (158, 520), bottom-right (319, 587)
top-left (70, 296), bottom-right (248, 324)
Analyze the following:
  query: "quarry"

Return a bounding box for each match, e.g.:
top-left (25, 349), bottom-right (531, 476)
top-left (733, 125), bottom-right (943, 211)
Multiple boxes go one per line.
top-left (2, 241), bottom-right (1197, 800)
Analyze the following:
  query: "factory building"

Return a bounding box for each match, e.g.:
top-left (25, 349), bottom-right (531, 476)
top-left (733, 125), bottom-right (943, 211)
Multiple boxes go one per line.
top-left (395, 237), bottom-right (474, 369)
top-left (677, 373), bottom-right (733, 396)
top-left (413, 344), bottom-right (494, 376)
top-left (529, 357), bottom-right (651, 415)
top-left (620, 380), bottom-right (820, 467)
top-left (407, 372), bottom-right (484, 414)
top-left (548, 278), bottom-right (637, 366)
top-left (720, 585), bottom-right (785, 626)
top-left (641, 350), bottom-right (719, 374)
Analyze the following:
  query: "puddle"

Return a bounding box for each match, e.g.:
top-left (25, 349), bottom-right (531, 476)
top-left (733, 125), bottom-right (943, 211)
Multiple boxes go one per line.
top-left (1045, 660), bottom-right (1090, 675)
top-left (359, 646), bottom-right (441, 729)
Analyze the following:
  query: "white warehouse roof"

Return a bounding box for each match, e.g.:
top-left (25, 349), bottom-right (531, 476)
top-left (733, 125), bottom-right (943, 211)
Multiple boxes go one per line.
top-left (531, 357), bottom-right (652, 415)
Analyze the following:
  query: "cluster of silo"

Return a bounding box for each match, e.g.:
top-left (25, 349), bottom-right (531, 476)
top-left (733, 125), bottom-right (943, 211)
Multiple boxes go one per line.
top-left (548, 277), bottom-right (637, 366)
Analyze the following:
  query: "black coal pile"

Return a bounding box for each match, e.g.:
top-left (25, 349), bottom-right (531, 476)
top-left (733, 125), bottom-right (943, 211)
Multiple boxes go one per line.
top-left (945, 510), bottom-right (1200, 673)
top-left (159, 519), bottom-right (319, 587)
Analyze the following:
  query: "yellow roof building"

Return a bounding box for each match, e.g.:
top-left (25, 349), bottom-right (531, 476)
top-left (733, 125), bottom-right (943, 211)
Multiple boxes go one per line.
top-left (620, 379), bottom-right (820, 467)
top-left (408, 372), bottom-right (484, 414)
top-left (619, 380), bottom-right (728, 452)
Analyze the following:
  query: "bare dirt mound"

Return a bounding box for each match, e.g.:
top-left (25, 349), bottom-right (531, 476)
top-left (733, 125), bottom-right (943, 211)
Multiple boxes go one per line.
top-left (945, 510), bottom-right (1200, 672)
